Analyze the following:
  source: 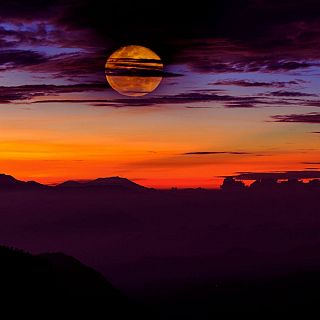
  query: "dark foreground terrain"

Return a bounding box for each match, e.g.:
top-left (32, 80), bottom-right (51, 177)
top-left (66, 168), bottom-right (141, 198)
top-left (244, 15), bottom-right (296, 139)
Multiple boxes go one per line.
top-left (1, 181), bottom-right (320, 315)
top-left (0, 245), bottom-right (122, 297)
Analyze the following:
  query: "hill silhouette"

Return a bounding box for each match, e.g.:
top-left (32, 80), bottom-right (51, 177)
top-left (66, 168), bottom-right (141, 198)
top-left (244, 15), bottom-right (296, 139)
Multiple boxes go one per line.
top-left (0, 173), bottom-right (149, 192)
top-left (0, 173), bottom-right (46, 189)
top-left (0, 246), bottom-right (152, 317)
top-left (57, 176), bottom-right (148, 190)
top-left (0, 245), bottom-right (125, 299)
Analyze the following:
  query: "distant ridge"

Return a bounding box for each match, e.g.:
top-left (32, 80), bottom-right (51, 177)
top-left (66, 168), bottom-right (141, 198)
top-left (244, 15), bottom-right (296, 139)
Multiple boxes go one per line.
top-left (0, 173), bottom-right (46, 189)
top-left (0, 173), bottom-right (149, 191)
top-left (56, 176), bottom-right (148, 190)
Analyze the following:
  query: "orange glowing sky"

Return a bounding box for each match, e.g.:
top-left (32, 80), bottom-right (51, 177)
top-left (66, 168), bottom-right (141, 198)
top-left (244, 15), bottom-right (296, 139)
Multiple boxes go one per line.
top-left (0, 99), bottom-right (319, 188)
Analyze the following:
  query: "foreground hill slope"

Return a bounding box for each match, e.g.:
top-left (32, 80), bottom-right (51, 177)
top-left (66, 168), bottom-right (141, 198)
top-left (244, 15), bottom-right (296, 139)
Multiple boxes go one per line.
top-left (0, 245), bottom-right (124, 299)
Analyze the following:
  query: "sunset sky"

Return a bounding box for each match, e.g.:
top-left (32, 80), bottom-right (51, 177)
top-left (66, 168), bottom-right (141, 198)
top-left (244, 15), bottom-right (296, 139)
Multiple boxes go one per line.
top-left (0, 0), bottom-right (320, 188)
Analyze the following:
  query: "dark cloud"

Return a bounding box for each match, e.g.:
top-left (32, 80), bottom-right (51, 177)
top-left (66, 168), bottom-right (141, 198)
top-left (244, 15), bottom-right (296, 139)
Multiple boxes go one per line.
top-left (0, 27), bottom-right (20, 48)
top-left (32, 91), bottom-right (264, 108)
top-left (0, 50), bottom-right (107, 84)
top-left (22, 51), bottom-right (106, 81)
top-left (0, 0), bottom-right (63, 21)
top-left (24, 50), bottom-right (183, 83)
top-left (29, 90), bottom-right (320, 109)
top-left (1, 0), bottom-right (320, 76)
top-left (183, 151), bottom-right (251, 155)
top-left (265, 91), bottom-right (317, 97)
top-left (302, 162), bottom-right (320, 165)
top-left (31, 99), bottom-right (120, 108)
top-left (185, 53), bottom-right (317, 74)
top-left (1, 0), bottom-right (320, 82)
top-left (0, 83), bottom-right (106, 103)
top-left (0, 23), bottom-right (64, 49)
top-left (271, 113), bottom-right (320, 123)
top-left (263, 61), bottom-right (314, 71)
top-left (55, 1), bottom-right (220, 59)
top-left (0, 48), bottom-right (180, 82)
top-left (174, 37), bottom-right (320, 75)
top-left (58, 0), bottom-right (320, 67)
top-left (233, 170), bottom-right (320, 180)
top-left (0, 49), bottom-right (48, 70)
top-left (305, 101), bottom-right (320, 107)
top-left (0, 83), bottom-right (318, 109)
top-left (225, 102), bottom-right (257, 108)
top-left (210, 80), bottom-right (304, 88)
top-left (185, 106), bottom-right (214, 109)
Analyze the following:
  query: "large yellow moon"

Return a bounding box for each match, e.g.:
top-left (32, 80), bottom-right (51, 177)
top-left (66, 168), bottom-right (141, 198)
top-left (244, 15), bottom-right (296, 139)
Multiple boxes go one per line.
top-left (105, 45), bottom-right (163, 97)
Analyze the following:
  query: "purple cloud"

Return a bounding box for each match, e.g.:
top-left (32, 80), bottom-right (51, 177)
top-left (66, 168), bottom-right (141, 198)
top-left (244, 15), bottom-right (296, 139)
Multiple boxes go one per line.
top-left (210, 80), bottom-right (304, 88)
top-left (31, 91), bottom-right (264, 108)
top-left (0, 49), bottom-right (48, 70)
top-left (0, 83), bottom-right (107, 103)
top-left (265, 91), bottom-right (317, 97)
top-left (271, 113), bottom-right (320, 123)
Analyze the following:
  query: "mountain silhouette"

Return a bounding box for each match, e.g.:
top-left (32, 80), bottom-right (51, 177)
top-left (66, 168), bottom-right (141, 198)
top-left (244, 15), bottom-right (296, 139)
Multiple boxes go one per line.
top-left (0, 173), bottom-right (46, 189)
top-left (2, 172), bottom-right (320, 193)
top-left (57, 176), bottom-right (148, 190)
top-left (0, 173), bottom-right (148, 191)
